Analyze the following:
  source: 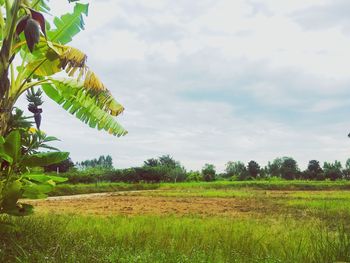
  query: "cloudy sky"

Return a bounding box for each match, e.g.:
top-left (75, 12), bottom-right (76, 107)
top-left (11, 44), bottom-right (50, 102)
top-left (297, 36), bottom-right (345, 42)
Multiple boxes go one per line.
top-left (17, 0), bottom-right (350, 171)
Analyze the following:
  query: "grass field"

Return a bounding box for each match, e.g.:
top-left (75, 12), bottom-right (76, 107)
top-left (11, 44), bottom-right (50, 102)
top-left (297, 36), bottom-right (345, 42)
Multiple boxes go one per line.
top-left (2, 181), bottom-right (350, 262)
top-left (50, 180), bottom-right (350, 196)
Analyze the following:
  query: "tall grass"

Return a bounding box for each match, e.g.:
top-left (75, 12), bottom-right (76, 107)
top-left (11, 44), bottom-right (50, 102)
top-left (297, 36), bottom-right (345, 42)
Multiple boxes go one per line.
top-left (159, 180), bottom-right (350, 191)
top-left (50, 180), bottom-right (350, 197)
top-left (50, 182), bottom-right (160, 196)
top-left (4, 181), bottom-right (350, 262)
top-left (1, 214), bottom-right (350, 263)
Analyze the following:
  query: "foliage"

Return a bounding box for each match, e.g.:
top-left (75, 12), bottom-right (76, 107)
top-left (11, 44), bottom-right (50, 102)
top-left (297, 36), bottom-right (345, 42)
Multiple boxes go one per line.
top-left (167, 166), bottom-right (187, 183)
top-left (266, 158), bottom-right (283, 178)
top-left (323, 161), bottom-right (343, 181)
top-left (21, 128), bottom-right (60, 154)
top-left (247, 160), bottom-right (260, 179)
top-left (7, 108), bottom-right (32, 133)
top-left (158, 155), bottom-right (178, 168)
top-left (76, 155), bottom-right (113, 170)
top-left (141, 155), bottom-right (186, 182)
top-left (0, 0), bottom-right (127, 136)
top-left (0, 0), bottom-right (128, 217)
top-left (221, 157), bottom-right (350, 181)
top-left (144, 158), bottom-right (159, 167)
top-left (226, 161), bottom-right (247, 180)
top-left (278, 157), bottom-right (299, 180)
top-left (44, 157), bottom-right (74, 173)
top-left (303, 160), bottom-right (323, 180)
top-left (186, 171), bottom-right (202, 182)
top-left (201, 163), bottom-right (216, 182)
top-left (0, 130), bottom-right (68, 216)
top-left (346, 158), bottom-right (350, 170)
top-left (46, 155), bottom-right (350, 186)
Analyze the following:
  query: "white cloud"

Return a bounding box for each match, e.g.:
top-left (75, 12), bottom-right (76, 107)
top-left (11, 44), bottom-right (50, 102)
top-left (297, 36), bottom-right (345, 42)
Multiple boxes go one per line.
top-left (15, 0), bottom-right (350, 172)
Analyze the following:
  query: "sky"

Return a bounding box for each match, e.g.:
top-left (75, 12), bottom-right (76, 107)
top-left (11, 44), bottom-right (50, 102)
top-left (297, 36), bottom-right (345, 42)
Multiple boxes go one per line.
top-left (17, 0), bottom-right (350, 171)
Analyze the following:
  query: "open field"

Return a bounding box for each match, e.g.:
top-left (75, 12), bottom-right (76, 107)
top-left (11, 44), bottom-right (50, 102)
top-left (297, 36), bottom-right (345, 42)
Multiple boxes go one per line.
top-left (2, 182), bottom-right (350, 262)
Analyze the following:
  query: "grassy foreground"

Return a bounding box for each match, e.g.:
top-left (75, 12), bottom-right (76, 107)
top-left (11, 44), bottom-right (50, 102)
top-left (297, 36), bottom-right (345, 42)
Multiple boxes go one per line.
top-left (1, 214), bottom-right (350, 263)
top-left (2, 181), bottom-right (350, 262)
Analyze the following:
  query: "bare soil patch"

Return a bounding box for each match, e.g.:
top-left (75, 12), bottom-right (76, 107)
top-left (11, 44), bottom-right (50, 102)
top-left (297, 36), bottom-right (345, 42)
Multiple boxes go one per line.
top-left (28, 192), bottom-right (275, 217)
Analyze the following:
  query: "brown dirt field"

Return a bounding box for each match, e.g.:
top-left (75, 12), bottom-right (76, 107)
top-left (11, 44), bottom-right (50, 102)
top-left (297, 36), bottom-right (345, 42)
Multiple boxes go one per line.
top-left (27, 193), bottom-right (277, 217)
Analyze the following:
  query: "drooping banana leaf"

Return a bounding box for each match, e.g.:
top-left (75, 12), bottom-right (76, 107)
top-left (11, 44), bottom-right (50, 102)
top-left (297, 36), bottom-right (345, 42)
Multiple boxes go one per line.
top-left (24, 42), bottom-right (124, 114)
top-left (21, 151), bottom-right (69, 167)
top-left (22, 40), bottom-right (83, 79)
top-left (42, 80), bottom-right (127, 136)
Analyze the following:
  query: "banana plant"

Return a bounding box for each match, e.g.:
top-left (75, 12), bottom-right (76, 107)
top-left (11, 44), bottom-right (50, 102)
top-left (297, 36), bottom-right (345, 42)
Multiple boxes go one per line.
top-left (0, 129), bottom-right (69, 216)
top-left (0, 0), bottom-right (127, 137)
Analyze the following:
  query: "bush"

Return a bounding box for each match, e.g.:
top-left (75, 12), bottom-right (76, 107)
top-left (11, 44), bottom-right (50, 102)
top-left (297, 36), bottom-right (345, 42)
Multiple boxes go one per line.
top-left (187, 171), bottom-right (202, 182)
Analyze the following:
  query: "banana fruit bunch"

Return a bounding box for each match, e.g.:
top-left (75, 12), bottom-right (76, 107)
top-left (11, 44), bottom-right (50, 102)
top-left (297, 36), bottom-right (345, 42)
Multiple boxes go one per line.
top-left (27, 88), bottom-right (43, 129)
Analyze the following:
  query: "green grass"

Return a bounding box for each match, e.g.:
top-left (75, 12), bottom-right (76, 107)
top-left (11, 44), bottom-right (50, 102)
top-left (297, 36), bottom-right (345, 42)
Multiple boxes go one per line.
top-left (1, 214), bottom-right (350, 263)
top-left (50, 180), bottom-right (350, 196)
top-left (50, 182), bottom-right (160, 196)
top-left (281, 191), bottom-right (350, 220)
top-left (158, 180), bottom-right (350, 190)
top-left (4, 181), bottom-right (350, 262)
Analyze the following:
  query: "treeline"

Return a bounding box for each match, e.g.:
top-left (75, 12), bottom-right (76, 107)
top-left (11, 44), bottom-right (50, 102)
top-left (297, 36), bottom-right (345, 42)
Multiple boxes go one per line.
top-left (76, 155), bottom-right (113, 170)
top-left (225, 158), bottom-right (349, 181)
top-left (63, 155), bottom-right (187, 184)
top-left (52, 155), bottom-right (350, 184)
top-left (44, 155), bottom-right (113, 173)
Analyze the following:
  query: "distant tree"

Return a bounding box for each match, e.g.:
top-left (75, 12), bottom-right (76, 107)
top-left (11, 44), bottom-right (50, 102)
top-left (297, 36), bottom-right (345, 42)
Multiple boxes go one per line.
top-left (344, 158), bottom-right (350, 171)
top-left (266, 158), bottom-right (283, 178)
top-left (105, 155), bottom-right (113, 168)
top-left (343, 158), bottom-right (350, 180)
top-left (225, 161), bottom-right (248, 180)
top-left (44, 158), bottom-right (75, 173)
top-left (168, 167), bottom-right (187, 183)
top-left (308, 160), bottom-right (322, 173)
top-left (141, 155), bottom-right (186, 183)
top-left (202, 163), bottom-right (216, 182)
top-left (259, 166), bottom-right (269, 179)
top-left (304, 160), bottom-right (323, 180)
top-left (77, 155), bottom-right (113, 170)
top-left (159, 155), bottom-right (177, 168)
top-left (144, 158), bottom-right (160, 167)
top-left (216, 173), bottom-right (228, 180)
top-left (98, 156), bottom-right (105, 167)
top-left (323, 161), bottom-right (343, 181)
top-left (247, 160), bottom-right (260, 179)
top-left (280, 157), bottom-right (298, 180)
